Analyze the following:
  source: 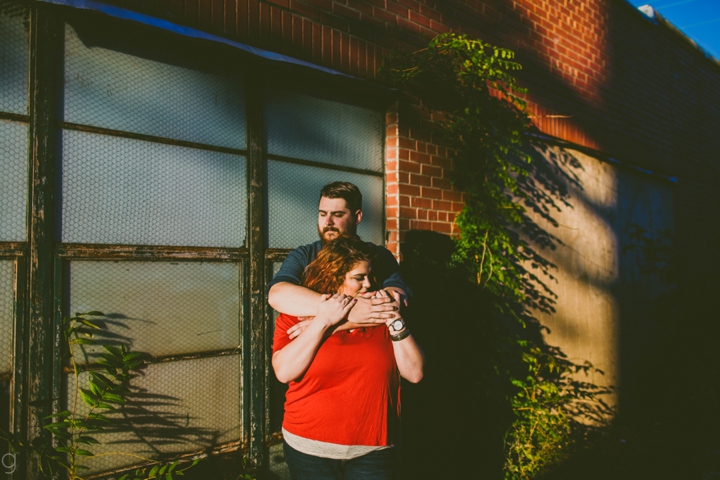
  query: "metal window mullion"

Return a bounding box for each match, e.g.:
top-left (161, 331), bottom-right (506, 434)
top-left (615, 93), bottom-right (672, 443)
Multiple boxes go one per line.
top-left (60, 121), bottom-right (249, 157)
top-left (56, 243), bottom-right (249, 261)
top-left (245, 65), bottom-right (266, 470)
top-left (25, 7), bottom-right (63, 478)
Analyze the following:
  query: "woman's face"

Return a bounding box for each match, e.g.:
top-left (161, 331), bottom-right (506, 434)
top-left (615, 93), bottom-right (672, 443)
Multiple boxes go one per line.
top-left (339, 261), bottom-right (372, 297)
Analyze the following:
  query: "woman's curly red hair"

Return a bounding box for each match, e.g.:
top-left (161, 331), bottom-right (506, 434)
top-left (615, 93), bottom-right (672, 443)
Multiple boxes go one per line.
top-left (302, 235), bottom-right (377, 294)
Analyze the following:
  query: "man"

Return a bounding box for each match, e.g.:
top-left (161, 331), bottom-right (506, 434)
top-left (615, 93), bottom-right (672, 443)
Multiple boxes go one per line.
top-left (267, 181), bottom-right (410, 332)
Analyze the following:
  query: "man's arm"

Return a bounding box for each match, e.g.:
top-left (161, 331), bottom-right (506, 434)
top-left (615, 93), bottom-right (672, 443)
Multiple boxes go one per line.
top-left (268, 282), bottom-right (322, 317)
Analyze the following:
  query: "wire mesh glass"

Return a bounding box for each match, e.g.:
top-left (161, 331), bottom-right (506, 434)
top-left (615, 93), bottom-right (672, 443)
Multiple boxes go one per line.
top-left (265, 88), bottom-right (383, 172)
top-left (0, 7), bottom-right (29, 115)
top-left (61, 130), bottom-right (247, 247)
top-left (0, 261), bottom-right (14, 376)
top-left (267, 161), bottom-right (384, 248)
top-left (64, 354), bottom-right (242, 474)
top-left (0, 120), bottom-right (28, 242)
top-left (64, 23), bottom-right (246, 149)
top-left (67, 260), bottom-right (241, 362)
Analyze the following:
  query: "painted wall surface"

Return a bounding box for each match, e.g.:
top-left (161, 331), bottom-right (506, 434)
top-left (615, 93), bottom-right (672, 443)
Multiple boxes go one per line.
top-left (525, 145), bottom-right (674, 404)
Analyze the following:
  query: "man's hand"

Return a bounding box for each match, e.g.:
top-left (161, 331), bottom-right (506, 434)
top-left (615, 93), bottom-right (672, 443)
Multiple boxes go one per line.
top-left (347, 291), bottom-right (399, 324)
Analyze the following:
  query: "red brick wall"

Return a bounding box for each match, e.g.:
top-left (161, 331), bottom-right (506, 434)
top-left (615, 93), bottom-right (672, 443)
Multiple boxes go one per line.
top-left (109, 0), bottom-right (720, 265)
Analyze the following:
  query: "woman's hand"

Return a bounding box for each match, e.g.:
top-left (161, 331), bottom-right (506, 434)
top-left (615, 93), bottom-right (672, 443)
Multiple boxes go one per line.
top-left (315, 293), bottom-right (357, 328)
top-left (273, 294), bottom-right (356, 383)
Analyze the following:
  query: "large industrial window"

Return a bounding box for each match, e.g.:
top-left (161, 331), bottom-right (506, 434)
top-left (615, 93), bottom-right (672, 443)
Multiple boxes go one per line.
top-left (0, 4), bottom-right (29, 462)
top-left (0, 3), bottom-right (385, 475)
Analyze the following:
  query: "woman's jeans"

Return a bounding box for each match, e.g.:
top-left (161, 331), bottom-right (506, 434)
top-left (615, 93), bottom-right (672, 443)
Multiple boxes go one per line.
top-left (283, 441), bottom-right (399, 480)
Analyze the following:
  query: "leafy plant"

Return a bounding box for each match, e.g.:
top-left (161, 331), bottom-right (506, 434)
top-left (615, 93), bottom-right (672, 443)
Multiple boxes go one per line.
top-left (381, 33), bottom-right (614, 478)
top-left (0, 311), bottom-right (198, 479)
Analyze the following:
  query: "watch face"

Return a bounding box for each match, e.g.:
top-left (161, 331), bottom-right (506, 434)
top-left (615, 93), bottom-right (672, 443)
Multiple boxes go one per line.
top-left (391, 319), bottom-right (404, 331)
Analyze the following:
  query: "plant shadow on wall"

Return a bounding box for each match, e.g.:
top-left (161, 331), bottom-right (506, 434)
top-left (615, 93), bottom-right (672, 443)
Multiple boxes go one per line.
top-left (380, 34), bottom-right (615, 479)
top-left (0, 311), bottom-right (240, 480)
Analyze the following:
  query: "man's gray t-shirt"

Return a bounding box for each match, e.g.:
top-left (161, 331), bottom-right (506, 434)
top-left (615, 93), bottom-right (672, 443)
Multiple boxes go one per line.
top-left (267, 240), bottom-right (411, 296)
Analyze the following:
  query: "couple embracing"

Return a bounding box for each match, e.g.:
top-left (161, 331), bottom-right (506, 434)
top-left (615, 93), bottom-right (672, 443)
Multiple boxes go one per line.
top-left (268, 182), bottom-right (425, 480)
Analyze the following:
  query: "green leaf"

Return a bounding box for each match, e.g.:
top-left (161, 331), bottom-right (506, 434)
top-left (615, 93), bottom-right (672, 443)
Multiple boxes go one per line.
top-left (45, 410), bottom-right (72, 419)
top-left (77, 310), bottom-right (105, 316)
top-left (149, 464), bottom-right (160, 476)
top-left (75, 449), bottom-right (94, 457)
top-left (76, 435), bottom-right (100, 445)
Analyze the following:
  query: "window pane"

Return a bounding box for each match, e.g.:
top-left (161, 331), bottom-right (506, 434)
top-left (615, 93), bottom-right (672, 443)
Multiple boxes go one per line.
top-left (267, 160), bottom-right (384, 248)
top-left (68, 261), bottom-right (240, 360)
top-left (64, 23), bottom-right (246, 149)
top-left (65, 354), bottom-right (241, 474)
top-left (0, 261), bottom-right (14, 376)
top-left (0, 120), bottom-right (28, 242)
top-left (265, 89), bottom-right (383, 172)
top-left (61, 130), bottom-right (247, 247)
top-left (0, 9), bottom-right (29, 115)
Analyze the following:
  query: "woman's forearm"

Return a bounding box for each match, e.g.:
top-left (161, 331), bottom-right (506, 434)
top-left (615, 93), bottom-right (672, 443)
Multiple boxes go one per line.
top-left (392, 334), bottom-right (425, 383)
top-left (272, 319), bottom-right (330, 383)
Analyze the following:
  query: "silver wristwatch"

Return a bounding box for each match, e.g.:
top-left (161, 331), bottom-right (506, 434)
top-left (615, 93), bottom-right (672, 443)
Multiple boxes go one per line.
top-left (389, 318), bottom-right (406, 332)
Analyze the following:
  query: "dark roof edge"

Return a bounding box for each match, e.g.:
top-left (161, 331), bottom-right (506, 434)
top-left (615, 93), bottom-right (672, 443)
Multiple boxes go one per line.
top-left (634, 3), bottom-right (720, 68)
top-left (37, 0), bottom-right (396, 91)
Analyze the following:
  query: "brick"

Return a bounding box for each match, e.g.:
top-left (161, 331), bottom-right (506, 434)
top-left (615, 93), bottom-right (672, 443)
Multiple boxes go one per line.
top-left (399, 160), bottom-right (420, 173)
top-left (398, 172), bottom-right (409, 183)
top-left (409, 174), bottom-right (431, 186)
top-left (421, 164), bottom-right (442, 177)
top-left (399, 137), bottom-right (416, 149)
top-left (347, 0), bottom-right (374, 16)
top-left (400, 207), bottom-right (417, 219)
top-left (451, 202), bottom-right (464, 212)
top-left (334, 2), bottom-right (361, 21)
top-left (432, 199), bottom-right (451, 211)
top-left (428, 210), bottom-right (437, 221)
top-left (386, 206), bottom-right (398, 217)
top-left (409, 151), bottom-right (431, 164)
top-left (408, 10), bottom-right (430, 28)
top-left (421, 187), bottom-right (442, 199)
top-left (399, 184), bottom-right (421, 196)
top-left (413, 220), bottom-right (432, 230)
top-left (431, 156), bottom-right (453, 169)
top-left (386, 1), bottom-right (409, 17)
top-left (431, 222), bottom-right (452, 234)
top-left (411, 197), bottom-right (432, 208)
top-left (373, 7), bottom-right (397, 24)
top-left (442, 190), bottom-right (463, 202)
top-left (433, 177), bottom-right (452, 190)
top-left (399, 195), bottom-right (410, 206)
top-left (417, 209), bottom-right (427, 220)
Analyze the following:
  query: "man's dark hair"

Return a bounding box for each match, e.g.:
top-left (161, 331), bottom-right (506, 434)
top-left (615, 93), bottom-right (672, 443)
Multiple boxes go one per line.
top-left (319, 182), bottom-right (362, 213)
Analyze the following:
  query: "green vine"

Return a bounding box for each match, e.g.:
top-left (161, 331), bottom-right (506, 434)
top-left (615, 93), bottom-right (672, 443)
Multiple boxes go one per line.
top-left (381, 33), bottom-right (613, 479)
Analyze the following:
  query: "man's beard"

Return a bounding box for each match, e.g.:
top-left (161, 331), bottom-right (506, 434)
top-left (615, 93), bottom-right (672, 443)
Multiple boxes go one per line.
top-left (318, 224), bottom-right (357, 245)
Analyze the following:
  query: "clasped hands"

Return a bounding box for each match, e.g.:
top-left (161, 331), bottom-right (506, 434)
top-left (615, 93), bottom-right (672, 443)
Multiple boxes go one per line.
top-left (287, 289), bottom-right (402, 340)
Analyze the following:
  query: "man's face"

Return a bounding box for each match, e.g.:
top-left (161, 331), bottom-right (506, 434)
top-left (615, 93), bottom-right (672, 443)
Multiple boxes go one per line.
top-left (317, 196), bottom-right (361, 243)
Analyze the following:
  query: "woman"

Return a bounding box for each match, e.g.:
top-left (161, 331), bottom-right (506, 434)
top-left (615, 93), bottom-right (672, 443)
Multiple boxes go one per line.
top-left (272, 235), bottom-right (424, 480)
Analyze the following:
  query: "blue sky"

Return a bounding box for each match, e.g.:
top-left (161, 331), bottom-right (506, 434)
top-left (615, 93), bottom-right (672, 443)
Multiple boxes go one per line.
top-left (625, 0), bottom-right (720, 60)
